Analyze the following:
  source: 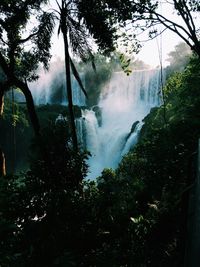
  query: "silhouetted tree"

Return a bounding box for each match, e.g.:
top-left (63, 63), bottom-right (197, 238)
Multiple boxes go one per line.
top-left (53, 0), bottom-right (117, 151)
top-left (105, 0), bottom-right (200, 58)
top-left (0, 0), bottom-right (55, 174)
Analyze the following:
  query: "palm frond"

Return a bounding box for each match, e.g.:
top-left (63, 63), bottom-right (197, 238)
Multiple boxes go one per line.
top-left (57, 24), bottom-right (61, 36)
top-left (55, 0), bottom-right (62, 11)
top-left (70, 56), bottom-right (88, 99)
top-left (33, 11), bottom-right (55, 69)
top-left (67, 16), bottom-right (93, 61)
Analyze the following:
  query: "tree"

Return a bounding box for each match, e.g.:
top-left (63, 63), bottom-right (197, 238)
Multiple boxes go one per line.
top-left (54, 0), bottom-right (87, 151)
top-left (106, 0), bottom-right (200, 58)
top-left (0, 0), bottom-right (55, 175)
top-left (0, 87), bottom-right (5, 176)
top-left (52, 0), bottom-right (117, 151)
top-left (0, 0), bottom-right (55, 133)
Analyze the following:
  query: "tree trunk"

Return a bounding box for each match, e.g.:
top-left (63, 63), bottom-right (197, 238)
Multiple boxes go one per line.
top-left (62, 23), bottom-right (78, 152)
top-left (0, 52), bottom-right (40, 176)
top-left (193, 42), bottom-right (200, 59)
top-left (0, 89), bottom-right (4, 116)
top-left (0, 80), bottom-right (40, 175)
top-left (14, 78), bottom-right (40, 135)
top-left (0, 148), bottom-right (6, 177)
top-left (0, 89), bottom-right (6, 176)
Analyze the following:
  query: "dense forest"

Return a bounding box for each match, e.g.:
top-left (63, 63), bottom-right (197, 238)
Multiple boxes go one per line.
top-left (0, 0), bottom-right (200, 266)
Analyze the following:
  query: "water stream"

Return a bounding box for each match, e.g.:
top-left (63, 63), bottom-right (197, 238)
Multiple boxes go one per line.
top-left (78, 69), bottom-right (162, 179)
top-left (29, 67), bottom-right (163, 179)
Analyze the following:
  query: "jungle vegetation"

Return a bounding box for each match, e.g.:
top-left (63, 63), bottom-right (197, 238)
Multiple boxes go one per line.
top-left (0, 0), bottom-right (200, 266)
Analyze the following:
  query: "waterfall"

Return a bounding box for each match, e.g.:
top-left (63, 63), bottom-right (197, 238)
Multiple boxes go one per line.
top-left (30, 69), bottom-right (86, 106)
top-left (71, 77), bottom-right (86, 106)
top-left (79, 68), bottom-right (163, 179)
top-left (29, 66), bottom-right (163, 179)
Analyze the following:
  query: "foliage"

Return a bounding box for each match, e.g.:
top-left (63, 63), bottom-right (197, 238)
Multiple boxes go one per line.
top-left (0, 121), bottom-right (89, 266)
top-left (0, 100), bottom-right (83, 173)
top-left (1, 51), bottom-right (200, 267)
top-left (84, 54), bottom-right (114, 106)
top-left (0, 0), bottom-right (54, 81)
top-left (0, 0), bottom-right (56, 142)
top-left (36, 104), bottom-right (81, 123)
top-left (125, 55), bottom-right (200, 265)
top-left (77, 0), bottom-right (117, 55)
top-left (1, 3), bottom-right (200, 266)
top-left (0, 98), bottom-right (30, 172)
top-left (105, 0), bottom-right (200, 58)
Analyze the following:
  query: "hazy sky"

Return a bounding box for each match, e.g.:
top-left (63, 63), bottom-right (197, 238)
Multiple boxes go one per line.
top-left (49, 0), bottom-right (194, 68)
top-left (50, 24), bottom-right (183, 68)
top-left (134, 31), bottom-right (183, 67)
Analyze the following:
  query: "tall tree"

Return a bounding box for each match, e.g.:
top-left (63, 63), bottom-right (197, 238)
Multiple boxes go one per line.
top-left (52, 0), bottom-right (117, 151)
top-left (0, 0), bottom-right (54, 175)
top-left (0, 0), bottom-right (55, 133)
top-left (0, 100), bottom-right (5, 176)
top-left (55, 0), bottom-right (86, 151)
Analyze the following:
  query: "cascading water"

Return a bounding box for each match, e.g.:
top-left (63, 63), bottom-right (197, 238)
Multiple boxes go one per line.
top-left (29, 68), bottom-right (86, 106)
top-left (27, 64), bottom-right (162, 179)
top-left (79, 69), bottom-right (163, 179)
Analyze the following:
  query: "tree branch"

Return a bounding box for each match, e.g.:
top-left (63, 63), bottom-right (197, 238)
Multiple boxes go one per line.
top-left (13, 78), bottom-right (40, 135)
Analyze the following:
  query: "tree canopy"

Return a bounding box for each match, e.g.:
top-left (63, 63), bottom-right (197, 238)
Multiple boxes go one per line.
top-left (0, 1), bottom-right (200, 266)
top-left (0, 0), bottom-right (55, 134)
top-left (105, 0), bottom-right (200, 58)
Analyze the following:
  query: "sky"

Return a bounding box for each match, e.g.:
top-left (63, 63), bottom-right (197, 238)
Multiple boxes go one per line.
top-left (50, 28), bottom-right (183, 68)
top-left (48, 0), bottom-right (196, 68)
top-left (134, 31), bottom-right (183, 67)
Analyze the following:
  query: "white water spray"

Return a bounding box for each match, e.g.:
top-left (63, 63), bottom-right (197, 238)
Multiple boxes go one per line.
top-left (29, 61), bottom-right (86, 106)
top-left (79, 69), bottom-right (162, 179)
top-left (28, 63), bottom-right (162, 179)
